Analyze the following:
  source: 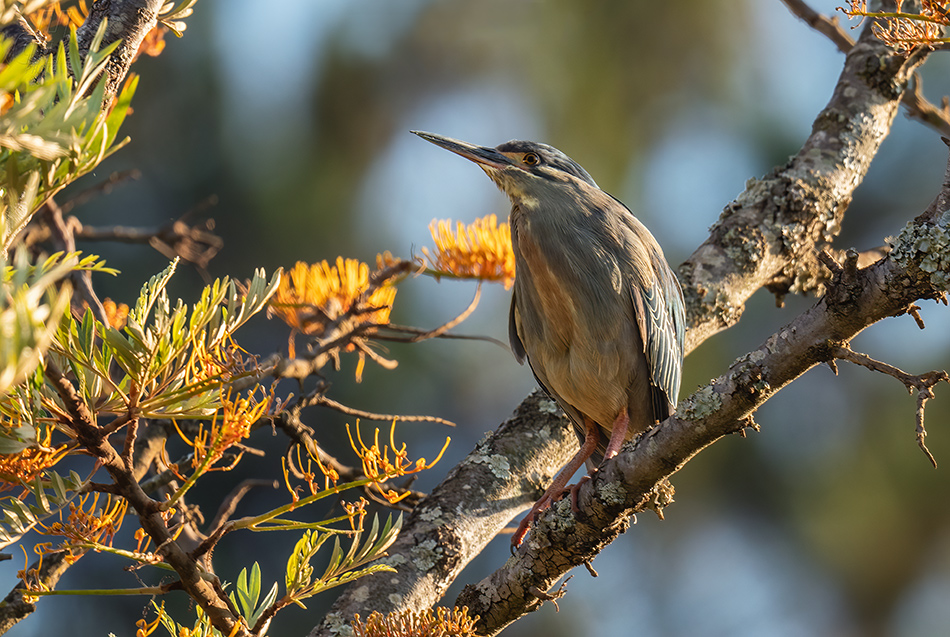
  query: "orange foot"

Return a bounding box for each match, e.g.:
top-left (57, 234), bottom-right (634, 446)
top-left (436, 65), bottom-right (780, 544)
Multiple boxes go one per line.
top-left (511, 494), bottom-right (553, 550)
top-left (511, 416), bottom-right (603, 550)
top-left (510, 475), bottom-right (593, 551)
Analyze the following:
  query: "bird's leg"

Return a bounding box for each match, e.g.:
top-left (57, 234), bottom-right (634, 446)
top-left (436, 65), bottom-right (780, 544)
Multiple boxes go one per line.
top-left (566, 412), bottom-right (631, 511)
top-left (512, 417), bottom-right (600, 548)
top-left (601, 408), bottom-right (630, 461)
top-left (566, 410), bottom-right (631, 512)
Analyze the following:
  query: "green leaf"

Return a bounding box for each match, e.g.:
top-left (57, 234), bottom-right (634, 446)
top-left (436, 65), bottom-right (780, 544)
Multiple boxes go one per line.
top-left (104, 73), bottom-right (137, 148)
top-left (68, 26), bottom-right (82, 83)
top-left (0, 424), bottom-right (34, 454)
top-left (130, 259), bottom-right (179, 327)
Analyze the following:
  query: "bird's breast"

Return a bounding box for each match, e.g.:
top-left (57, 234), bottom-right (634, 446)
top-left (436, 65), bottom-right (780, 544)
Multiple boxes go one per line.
top-left (512, 218), bottom-right (637, 429)
top-left (514, 229), bottom-right (579, 350)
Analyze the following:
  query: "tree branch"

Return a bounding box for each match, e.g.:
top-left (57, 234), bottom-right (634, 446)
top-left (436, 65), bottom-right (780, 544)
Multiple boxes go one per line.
top-left (310, 390), bottom-right (577, 637)
top-left (781, 0), bottom-right (855, 52)
top-left (76, 0), bottom-right (165, 102)
top-left (43, 362), bottom-right (248, 636)
top-left (0, 552), bottom-right (70, 633)
top-left (781, 0), bottom-right (950, 137)
top-left (831, 342), bottom-right (948, 467)
top-left (679, 18), bottom-right (927, 350)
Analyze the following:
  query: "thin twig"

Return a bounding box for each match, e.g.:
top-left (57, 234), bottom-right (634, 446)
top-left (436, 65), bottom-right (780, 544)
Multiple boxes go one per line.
top-left (207, 479), bottom-right (279, 531)
top-left (58, 170), bottom-right (142, 215)
top-left (43, 198), bottom-right (109, 326)
top-left (315, 395), bottom-right (456, 427)
top-left (902, 73), bottom-right (950, 137)
top-left (407, 283), bottom-right (482, 343)
top-left (781, 0), bottom-right (855, 51)
top-left (75, 205), bottom-right (223, 281)
top-left (832, 344), bottom-right (948, 467)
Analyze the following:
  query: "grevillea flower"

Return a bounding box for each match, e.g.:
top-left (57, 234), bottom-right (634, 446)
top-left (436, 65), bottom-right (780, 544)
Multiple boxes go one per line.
top-left (269, 258), bottom-right (397, 335)
top-left (352, 606), bottom-right (479, 637)
top-left (422, 215), bottom-right (516, 289)
top-left (36, 492), bottom-right (128, 560)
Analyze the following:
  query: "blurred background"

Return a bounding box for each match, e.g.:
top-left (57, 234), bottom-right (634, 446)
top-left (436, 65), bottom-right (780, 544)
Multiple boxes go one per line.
top-left (7, 0), bottom-right (950, 635)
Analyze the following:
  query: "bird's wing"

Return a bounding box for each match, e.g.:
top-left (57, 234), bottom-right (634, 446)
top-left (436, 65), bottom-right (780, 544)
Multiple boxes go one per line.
top-left (606, 191), bottom-right (685, 418)
top-left (631, 257), bottom-right (685, 420)
top-left (508, 293), bottom-right (527, 364)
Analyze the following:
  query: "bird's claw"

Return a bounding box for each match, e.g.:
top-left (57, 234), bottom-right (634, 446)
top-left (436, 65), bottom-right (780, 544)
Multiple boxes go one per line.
top-left (568, 475), bottom-right (591, 513)
top-left (511, 494), bottom-right (553, 551)
top-left (511, 476), bottom-right (592, 551)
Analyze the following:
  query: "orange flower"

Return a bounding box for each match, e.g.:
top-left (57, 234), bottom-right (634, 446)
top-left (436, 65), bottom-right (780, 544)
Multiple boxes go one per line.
top-left (101, 298), bottom-right (130, 329)
top-left (0, 444), bottom-right (68, 489)
top-left (179, 388), bottom-right (271, 470)
top-left (352, 606), bottom-right (479, 637)
top-left (422, 215), bottom-right (516, 289)
top-left (135, 26), bottom-right (167, 60)
top-left (843, 0), bottom-right (950, 52)
top-left (136, 603), bottom-right (165, 637)
top-left (26, 1), bottom-right (88, 38)
top-left (0, 413), bottom-right (68, 490)
top-left (268, 257), bottom-right (398, 360)
top-left (36, 492), bottom-right (127, 555)
top-left (345, 421), bottom-right (449, 504)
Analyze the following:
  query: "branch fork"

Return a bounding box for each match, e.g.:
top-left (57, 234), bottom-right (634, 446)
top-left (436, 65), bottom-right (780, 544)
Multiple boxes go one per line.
top-left (831, 344), bottom-right (948, 467)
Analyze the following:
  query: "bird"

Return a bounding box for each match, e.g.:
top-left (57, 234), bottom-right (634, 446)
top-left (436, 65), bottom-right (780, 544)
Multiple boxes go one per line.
top-left (412, 130), bottom-right (685, 547)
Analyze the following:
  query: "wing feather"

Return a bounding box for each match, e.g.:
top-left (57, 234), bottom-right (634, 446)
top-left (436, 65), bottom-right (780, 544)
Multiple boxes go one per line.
top-left (633, 257), bottom-right (685, 419)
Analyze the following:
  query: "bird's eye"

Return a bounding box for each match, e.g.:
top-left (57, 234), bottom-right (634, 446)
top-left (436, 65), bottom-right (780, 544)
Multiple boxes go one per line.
top-left (523, 153), bottom-right (540, 166)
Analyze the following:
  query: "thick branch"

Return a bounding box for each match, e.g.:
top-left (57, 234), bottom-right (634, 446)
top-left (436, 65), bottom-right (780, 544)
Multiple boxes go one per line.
top-left (0, 552), bottom-right (70, 633)
top-left (309, 391), bottom-right (577, 637)
top-left (76, 0), bottom-right (165, 102)
top-left (679, 20), bottom-right (926, 351)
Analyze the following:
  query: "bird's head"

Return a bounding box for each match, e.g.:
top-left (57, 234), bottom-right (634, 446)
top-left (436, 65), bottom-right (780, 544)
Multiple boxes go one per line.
top-left (412, 131), bottom-right (597, 208)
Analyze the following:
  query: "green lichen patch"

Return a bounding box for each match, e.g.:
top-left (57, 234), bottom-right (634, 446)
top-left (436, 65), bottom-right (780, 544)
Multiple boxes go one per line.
top-left (889, 221), bottom-right (950, 290)
top-left (598, 480), bottom-right (626, 506)
top-left (677, 384), bottom-right (723, 420)
top-left (469, 452), bottom-right (511, 479)
top-left (409, 539), bottom-right (442, 571)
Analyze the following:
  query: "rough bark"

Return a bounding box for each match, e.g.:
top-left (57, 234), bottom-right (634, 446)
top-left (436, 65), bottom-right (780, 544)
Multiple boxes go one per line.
top-left (0, 552), bottom-right (69, 635)
top-left (76, 0), bottom-right (164, 101)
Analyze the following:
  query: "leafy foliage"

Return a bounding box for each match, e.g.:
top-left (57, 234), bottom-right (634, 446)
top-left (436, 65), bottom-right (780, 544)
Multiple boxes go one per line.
top-left (0, 4), bottom-right (467, 635)
top-left (284, 514), bottom-right (401, 608)
top-left (51, 259), bottom-right (279, 420)
top-left (0, 250), bottom-right (105, 398)
top-left (232, 563), bottom-right (279, 631)
top-left (0, 22), bottom-right (135, 251)
top-left (158, 0), bottom-right (199, 36)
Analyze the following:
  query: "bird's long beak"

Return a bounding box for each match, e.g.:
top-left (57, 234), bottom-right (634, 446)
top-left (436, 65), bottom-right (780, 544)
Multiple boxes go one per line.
top-left (411, 131), bottom-right (514, 170)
